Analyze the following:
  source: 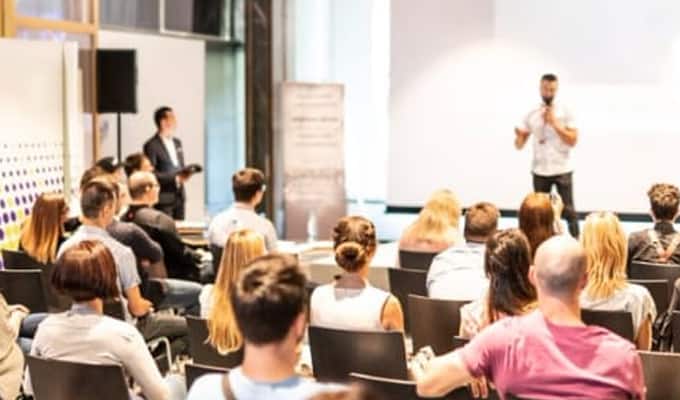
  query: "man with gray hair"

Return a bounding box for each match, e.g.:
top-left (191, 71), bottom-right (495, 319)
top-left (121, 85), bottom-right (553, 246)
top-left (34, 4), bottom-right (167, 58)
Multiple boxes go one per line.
top-left (416, 236), bottom-right (645, 399)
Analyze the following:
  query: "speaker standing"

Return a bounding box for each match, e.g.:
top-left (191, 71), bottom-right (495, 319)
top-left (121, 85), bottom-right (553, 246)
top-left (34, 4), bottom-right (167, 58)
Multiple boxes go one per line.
top-left (514, 74), bottom-right (580, 237)
top-left (143, 106), bottom-right (193, 220)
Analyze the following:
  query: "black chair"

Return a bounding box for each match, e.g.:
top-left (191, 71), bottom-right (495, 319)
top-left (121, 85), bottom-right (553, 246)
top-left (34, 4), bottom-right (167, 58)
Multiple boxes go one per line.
top-left (309, 326), bottom-right (408, 382)
top-left (399, 250), bottom-right (439, 271)
top-left (186, 316), bottom-right (243, 368)
top-left (670, 311), bottom-right (680, 352)
top-left (1, 249), bottom-right (42, 268)
top-left (639, 350), bottom-right (680, 400)
top-left (26, 355), bottom-right (129, 400)
top-left (2, 260), bottom-right (71, 312)
top-left (103, 299), bottom-right (126, 320)
top-left (0, 269), bottom-right (48, 313)
top-left (408, 294), bottom-right (470, 355)
top-left (629, 279), bottom-right (669, 313)
top-left (629, 262), bottom-right (680, 295)
top-left (210, 244), bottom-right (224, 276)
top-left (581, 309), bottom-right (635, 342)
top-left (451, 336), bottom-right (469, 351)
top-left (349, 372), bottom-right (500, 400)
top-left (185, 363), bottom-right (228, 391)
top-left (387, 268), bottom-right (427, 334)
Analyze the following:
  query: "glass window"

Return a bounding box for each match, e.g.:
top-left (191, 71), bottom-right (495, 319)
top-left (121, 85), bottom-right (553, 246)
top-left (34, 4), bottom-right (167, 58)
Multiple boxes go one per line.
top-left (15, 0), bottom-right (91, 23)
top-left (100, 0), bottom-right (159, 31)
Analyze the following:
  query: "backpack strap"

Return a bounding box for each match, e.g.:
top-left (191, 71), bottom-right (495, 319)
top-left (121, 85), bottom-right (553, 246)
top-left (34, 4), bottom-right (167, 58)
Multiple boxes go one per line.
top-left (222, 371), bottom-right (236, 400)
top-left (647, 230), bottom-right (680, 263)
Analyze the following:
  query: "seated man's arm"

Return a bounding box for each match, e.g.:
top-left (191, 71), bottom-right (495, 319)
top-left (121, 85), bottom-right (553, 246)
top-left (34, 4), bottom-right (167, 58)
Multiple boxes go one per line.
top-left (118, 248), bottom-right (153, 316)
top-left (131, 225), bottom-right (163, 264)
top-left (416, 351), bottom-right (473, 398)
top-left (125, 285), bottom-right (153, 317)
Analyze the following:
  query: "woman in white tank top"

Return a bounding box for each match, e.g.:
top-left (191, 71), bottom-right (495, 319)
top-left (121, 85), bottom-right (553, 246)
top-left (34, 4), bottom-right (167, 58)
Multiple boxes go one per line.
top-left (310, 216), bottom-right (404, 332)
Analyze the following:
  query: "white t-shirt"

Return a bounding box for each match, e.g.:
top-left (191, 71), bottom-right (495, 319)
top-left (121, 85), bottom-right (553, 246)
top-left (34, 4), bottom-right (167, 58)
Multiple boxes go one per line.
top-left (208, 204), bottom-right (278, 252)
top-left (580, 283), bottom-right (657, 337)
top-left (310, 281), bottom-right (391, 331)
top-left (518, 101), bottom-right (577, 176)
top-left (199, 284), bottom-right (215, 318)
top-left (161, 135), bottom-right (180, 167)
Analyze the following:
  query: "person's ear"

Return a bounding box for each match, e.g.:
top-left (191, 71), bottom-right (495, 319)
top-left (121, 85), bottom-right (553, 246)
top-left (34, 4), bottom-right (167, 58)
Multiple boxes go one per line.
top-left (293, 312), bottom-right (306, 340)
top-left (528, 265), bottom-right (537, 287)
top-left (578, 270), bottom-right (588, 291)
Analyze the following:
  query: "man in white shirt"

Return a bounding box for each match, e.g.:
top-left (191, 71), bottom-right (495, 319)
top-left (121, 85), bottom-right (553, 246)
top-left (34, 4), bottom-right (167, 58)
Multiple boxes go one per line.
top-left (427, 202), bottom-right (499, 300)
top-left (208, 168), bottom-right (277, 252)
top-left (515, 74), bottom-right (580, 237)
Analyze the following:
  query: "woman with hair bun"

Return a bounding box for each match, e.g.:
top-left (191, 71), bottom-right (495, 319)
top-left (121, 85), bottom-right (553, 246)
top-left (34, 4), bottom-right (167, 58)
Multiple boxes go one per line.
top-left (310, 216), bottom-right (404, 331)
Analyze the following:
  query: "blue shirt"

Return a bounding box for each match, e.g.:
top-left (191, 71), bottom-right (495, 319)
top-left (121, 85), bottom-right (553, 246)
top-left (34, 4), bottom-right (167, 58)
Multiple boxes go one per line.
top-left (426, 241), bottom-right (488, 301)
top-left (187, 368), bottom-right (341, 400)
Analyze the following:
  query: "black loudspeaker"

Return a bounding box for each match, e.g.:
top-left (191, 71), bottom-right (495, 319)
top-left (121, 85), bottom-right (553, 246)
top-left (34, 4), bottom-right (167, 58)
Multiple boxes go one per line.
top-left (97, 49), bottom-right (137, 113)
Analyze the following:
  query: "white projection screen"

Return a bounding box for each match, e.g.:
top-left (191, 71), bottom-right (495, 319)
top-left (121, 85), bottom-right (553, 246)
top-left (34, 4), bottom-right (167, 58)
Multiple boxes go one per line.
top-left (389, 0), bottom-right (680, 215)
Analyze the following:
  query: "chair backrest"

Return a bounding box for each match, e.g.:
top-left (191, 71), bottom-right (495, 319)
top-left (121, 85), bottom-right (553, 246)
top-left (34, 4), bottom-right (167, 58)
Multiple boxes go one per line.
top-left (1, 249), bottom-right (42, 268)
top-left (349, 373), bottom-right (500, 400)
top-left (26, 355), bottom-right (129, 400)
top-left (103, 299), bottom-right (126, 320)
top-left (399, 250), bottom-right (439, 271)
top-left (185, 363), bottom-right (229, 391)
top-left (639, 350), bottom-right (680, 400)
top-left (0, 269), bottom-right (48, 313)
top-left (408, 294), bottom-right (470, 355)
top-left (186, 316), bottom-right (244, 368)
top-left (629, 262), bottom-right (680, 295)
top-left (670, 311), bottom-right (680, 352)
top-left (387, 268), bottom-right (427, 334)
top-left (451, 336), bottom-right (469, 351)
top-left (629, 279), bottom-right (670, 313)
top-left (309, 326), bottom-right (408, 382)
top-left (210, 244), bottom-right (224, 276)
top-left (581, 309), bottom-right (635, 342)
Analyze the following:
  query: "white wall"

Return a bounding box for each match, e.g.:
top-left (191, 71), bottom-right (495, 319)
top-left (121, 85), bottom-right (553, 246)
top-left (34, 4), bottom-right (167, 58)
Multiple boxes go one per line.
top-left (289, 0), bottom-right (390, 201)
top-left (98, 30), bottom-right (206, 220)
top-left (389, 0), bottom-right (680, 213)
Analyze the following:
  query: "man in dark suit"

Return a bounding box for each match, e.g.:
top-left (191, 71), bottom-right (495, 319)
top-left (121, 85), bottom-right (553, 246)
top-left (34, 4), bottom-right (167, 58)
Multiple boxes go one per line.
top-left (143, 106), bottom-right (192, 220)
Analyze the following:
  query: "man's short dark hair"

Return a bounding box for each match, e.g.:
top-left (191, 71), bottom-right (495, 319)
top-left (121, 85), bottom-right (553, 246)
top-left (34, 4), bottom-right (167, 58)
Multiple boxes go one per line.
top-left (464, 202), bottom-right (499, 239)
top-left (648, 183), bottom-right (680, 221)
top-left (231, 254), bottom-right (306, 345)
top-left (124, 152), bottom-right (145, 177)
top-left (80, 180), bottom-right (115, 219)
top-left (154, 106), bottom-right (172, 129)
top-left (79, 166), bottom-right (108, 190)
top-left (232, 168), bottom-right (265, 202)
top-left (541, 73), bottom-right (558, 82)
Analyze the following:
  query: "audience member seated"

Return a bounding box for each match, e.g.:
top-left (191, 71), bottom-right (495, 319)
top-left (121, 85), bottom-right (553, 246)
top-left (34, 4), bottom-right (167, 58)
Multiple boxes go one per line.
top-left (19, 192), bottom-right (68, 265)
top-left (187, 254), bottom-right (342, 399)
top-left (415, 236), bottom-right (645, 399)
top-left (311, 216), bottom-right (404, 332)
top-left (459, 229), bottom-right (537, 339)
top-left (58, 179), bottom-right (189, 356)
top-left (580, 211), bottom-right (656, 350)
top-left (0, 294), bottom-right (26, 400)
top-left (201, 229), bottom-right (265, 318)
top-left (628, 183), bottom-right (680, 268)
top-left (519, 192), bottom-right (561, 259)
top-left (63, 165), bottom-right (108, 233)
top-left (399, 189), bottom-right (464, 254)
top-left (427, 202), bottom-right (499, 300)
top-left (208, 168), bottom-right (278, 252)
top-left (202, 230), bottom-right (266, 356)
top-left (23, 241), bottom-right (185, 400)
top-left (80, 170), bottom-right (201, 315)
top-left (96, 156), bottom-right (127, 184)
top-left (124, 171), bottom-right (202, 282)
top-left (124, 152), bottom-right (155, 177)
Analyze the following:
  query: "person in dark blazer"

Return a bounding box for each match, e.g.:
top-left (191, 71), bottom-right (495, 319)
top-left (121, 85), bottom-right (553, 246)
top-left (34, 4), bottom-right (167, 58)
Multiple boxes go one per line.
top-left (143, 106), bottom-right (192, 220)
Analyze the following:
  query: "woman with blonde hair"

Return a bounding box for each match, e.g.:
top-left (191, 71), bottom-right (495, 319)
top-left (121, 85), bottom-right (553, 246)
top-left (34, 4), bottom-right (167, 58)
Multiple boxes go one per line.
top-left (311, 216), bottom-right (404, 332)
top-left (200, 229), bottom-right (266, 353)
top-left (580, 211), bottom-right (656, 350)
top-left (19, 193), bottom-right (68, 264)
top-left (399, 189), bottom-right (463, 253)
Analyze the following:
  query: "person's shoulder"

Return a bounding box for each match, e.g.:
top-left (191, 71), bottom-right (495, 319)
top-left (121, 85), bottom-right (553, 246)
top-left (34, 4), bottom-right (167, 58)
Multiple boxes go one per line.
top-left (624, 282), bottom-right (654, 304)
top-left (143, 134), bottom-right (160, 150)
top-left (589, 325), bottom-right (638, 355)
top-left (187, 373), bottom-right (224, 400)
top-left (295, 380), bottom-right (345, 397)
top-left (95, 315), bottom-right (144, 342)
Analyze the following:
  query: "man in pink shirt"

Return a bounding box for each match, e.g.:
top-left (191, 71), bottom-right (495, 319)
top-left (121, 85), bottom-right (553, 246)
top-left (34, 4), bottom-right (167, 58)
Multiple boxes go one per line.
top-left (416, 235), bottom-right (645, 400)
